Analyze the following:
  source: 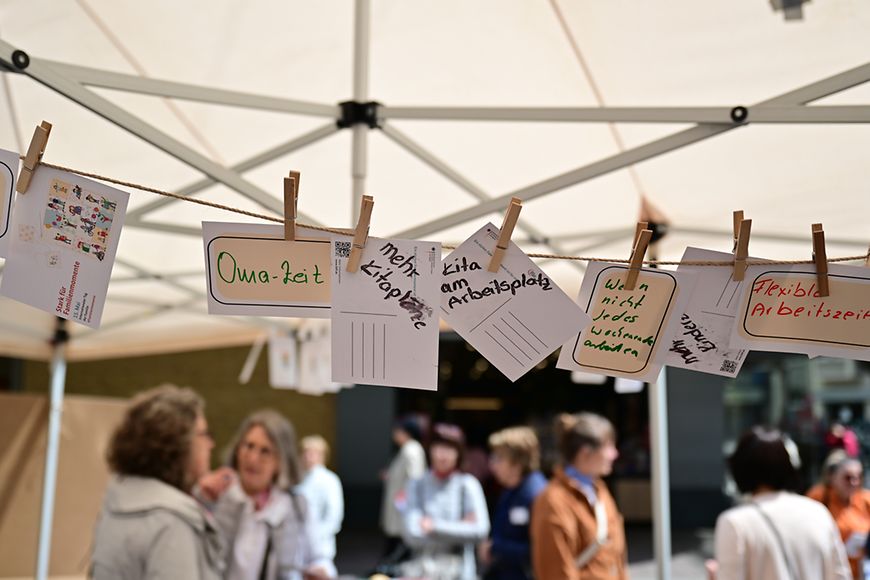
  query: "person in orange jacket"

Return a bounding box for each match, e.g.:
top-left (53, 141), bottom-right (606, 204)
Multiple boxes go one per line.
top-left (808, 450), bottom-right (870, 579)
top-left (531, 412), bottom-right (627, 580)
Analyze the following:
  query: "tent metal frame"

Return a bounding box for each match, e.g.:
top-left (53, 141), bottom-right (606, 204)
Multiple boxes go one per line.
top-left (1, 0), bottom-right (870, 577)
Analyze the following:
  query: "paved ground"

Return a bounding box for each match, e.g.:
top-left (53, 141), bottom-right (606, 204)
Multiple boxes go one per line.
top-left (335, 524), bottom-right (714, 579)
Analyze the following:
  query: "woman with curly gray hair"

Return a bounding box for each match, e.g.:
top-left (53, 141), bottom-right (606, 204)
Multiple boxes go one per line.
top-left (197, 409), bottom-right (336, 580)
top-left (90, 385), bottom-right (223, 580)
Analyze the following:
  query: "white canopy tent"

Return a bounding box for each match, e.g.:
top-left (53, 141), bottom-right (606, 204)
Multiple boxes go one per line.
top-left (0, 1), bottom-right (869, 578)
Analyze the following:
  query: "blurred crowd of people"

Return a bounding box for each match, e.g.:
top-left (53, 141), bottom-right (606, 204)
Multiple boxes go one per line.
top-left (86, 385), bottom-right (870, 580)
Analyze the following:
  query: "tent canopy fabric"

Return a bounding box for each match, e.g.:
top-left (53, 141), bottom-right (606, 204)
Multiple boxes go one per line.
top-left (0, 0), bottom-right (868, 360)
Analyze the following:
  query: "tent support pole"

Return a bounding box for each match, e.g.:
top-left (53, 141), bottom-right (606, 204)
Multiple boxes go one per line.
top-left (650, 366), bottom-right (672, 580)
top-left (380, 122), bottom-right (587, 273)
top-left (391, 61), bottom-right (870, 240)
top-left (0, 38), bottom-right (324, 226)
top-left (35, 318), bottom-right (69, 580)
top-left (351, 0), bottom-right (371, 223)
top-left (126, 122), bottom-right (340, 221)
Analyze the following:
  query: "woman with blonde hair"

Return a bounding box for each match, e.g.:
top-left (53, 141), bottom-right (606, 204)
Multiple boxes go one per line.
top-left (479, 426), bottom-right (547, 580)
top-left (531, 412), bottom-right (627, 580)
top-left (91, 385), bottom-right (223, 580)
top-left (198, 410), bottom-right (335, 580)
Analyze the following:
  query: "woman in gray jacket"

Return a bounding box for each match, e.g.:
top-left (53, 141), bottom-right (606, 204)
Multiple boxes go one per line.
top-left (198, 410), bottom-right (335, 580)
top-left (401, 423), bottom-right (491, 580)
top-left (91, 385), bottom-right (223, 580)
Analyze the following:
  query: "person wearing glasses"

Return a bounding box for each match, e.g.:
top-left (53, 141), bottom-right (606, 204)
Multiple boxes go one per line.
top-left (808, 450), bottom-right (870, 579)
top-left (91, 385), bottom-right (223, 580)
top-left (198, 410), bottom-right (336, 580)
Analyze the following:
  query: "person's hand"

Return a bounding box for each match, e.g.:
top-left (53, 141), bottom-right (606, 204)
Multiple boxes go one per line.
top-left (704, 558), bottom-right (718, 580)
top-left (420, 516), bottom-right (434, 534)
top-left (303, 565), bottom-right (333, 580)
top-left (477, 539), bottom-right (492, 565)
top-left (198, 467), bottom-right (236, 501)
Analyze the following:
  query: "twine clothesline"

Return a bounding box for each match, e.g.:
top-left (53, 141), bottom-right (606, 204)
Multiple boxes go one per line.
top-left (34, 159), bottom-right (870, 268)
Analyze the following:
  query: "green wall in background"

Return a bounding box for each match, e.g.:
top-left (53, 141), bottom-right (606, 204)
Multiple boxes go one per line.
top-left (22, 346), bottom-right (338, 470)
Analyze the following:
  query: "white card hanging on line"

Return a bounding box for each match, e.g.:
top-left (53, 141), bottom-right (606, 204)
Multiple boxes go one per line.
top-left (202, 221), bottom-right (332, 318)
top-left (557, 261), bottom-right (696, 382)
top-left (730, 262), bottom-right (870, 361)
top-left (299, 323), bottom-right (346, 395)
top-left (664, 247), bottom-right (751, 377)
top-left (0, 149), bottom-right (19, 258)
top-left (441, 223), bottom-right (590, 382)
top-left (331, 236), bottom-right (441, 391)
top-left (268, 329), bottom-right (299, 389)
top-left (0, 167), bottom-right (128, 328)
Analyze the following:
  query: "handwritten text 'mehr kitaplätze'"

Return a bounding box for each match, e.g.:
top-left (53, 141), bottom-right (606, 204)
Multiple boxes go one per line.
top-left (441, 255), bottom-right (553, 310)
top-left (359, 241), bottom-right (433, 330)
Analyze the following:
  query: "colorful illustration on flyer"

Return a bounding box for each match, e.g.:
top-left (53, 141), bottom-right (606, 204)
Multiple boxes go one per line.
top-left (42, 178), bottom-right (117, 262)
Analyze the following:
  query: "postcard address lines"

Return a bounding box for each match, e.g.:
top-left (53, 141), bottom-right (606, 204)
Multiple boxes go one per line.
top-left (468, 297), bottom-right (548, 367)
top-left (345, 310), bottom-right (395, 381)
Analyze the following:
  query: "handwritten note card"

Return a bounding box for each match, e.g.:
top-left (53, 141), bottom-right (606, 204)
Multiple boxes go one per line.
top-left (268, 330), bottom-right (298, 389)
top-left (557, 262), bottom-right (695, 381)
top-left (0, 167), bottom-right (129, 327)
top-left (331, 236), bottom-right (441, 390)
top-left (441, 223), bottom-right (590, 382)
top-left (664, 247), bottom-right (750, 377)
top-left (0, 149), bottom-right (19, 257)
top-left (731, 263), bottom-right (870, 361)
top-left (202, 222), bottom-right (331, 318)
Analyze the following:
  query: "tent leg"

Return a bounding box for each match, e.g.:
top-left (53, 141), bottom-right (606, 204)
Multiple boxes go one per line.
top-left (35, 319), bottom-right (68, 580)
top-left (650, 367), bottom-right (672, 580)
top-left (351, 0), bottom-right (370, 223)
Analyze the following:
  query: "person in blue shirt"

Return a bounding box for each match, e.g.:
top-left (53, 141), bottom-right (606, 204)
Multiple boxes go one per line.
top-left (479, 427), bottom-right (547, 580)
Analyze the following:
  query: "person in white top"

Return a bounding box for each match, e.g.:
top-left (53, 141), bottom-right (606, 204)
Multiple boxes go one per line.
top-left (381, 417), bottom-right (427, 542)
top-left (198, 410), bottom-right (336, 580)
top-left (296, 435), bottom-right (345, 561)
top-left (707, 426), bottom-right (851, 580)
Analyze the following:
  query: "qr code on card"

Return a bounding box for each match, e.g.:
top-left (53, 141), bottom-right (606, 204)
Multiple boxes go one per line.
top-left (335, 240), bottom-right (351, 258)
top-left (719, 359), bottom-right (738, 374)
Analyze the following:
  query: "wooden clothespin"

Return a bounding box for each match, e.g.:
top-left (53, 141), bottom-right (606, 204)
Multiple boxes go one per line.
top-left (732, 217), bottom-right (752, 282)
top-left (346, 195), bottom-right (374, 272)
top-left (732, 210), bottom-right (744, 252)
top-left (17, 121), bottom-right (52, 194)
top-left (488, 197), bottom-right (523, 272)
top-left (812, 223), bottom-right (829, 297)
top-left (625, 222), bottom-right (652, 291)
top-left (284, 171), bottom-right (300, 241)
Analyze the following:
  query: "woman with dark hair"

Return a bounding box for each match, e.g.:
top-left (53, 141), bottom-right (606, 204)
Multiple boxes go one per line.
top-left (380, 416), bottom-right (427, 564)
top-left (807, 450), bottom-right (870, 579)
top-left (401, 422), bottom-right (490, 580)
top-left (197, 410), bottom-right (335, 580)
top-left (531, 412), bottom-right (626, 580)
top-left (91, 385), bottom-right (223, 580)
top-left (707, 426), bottom-right (850, 580)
